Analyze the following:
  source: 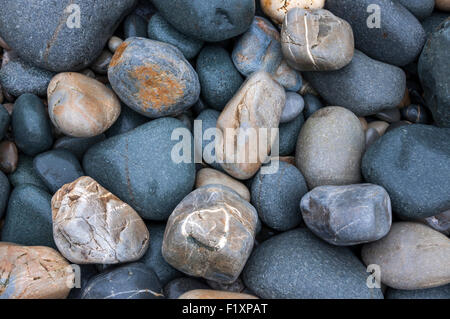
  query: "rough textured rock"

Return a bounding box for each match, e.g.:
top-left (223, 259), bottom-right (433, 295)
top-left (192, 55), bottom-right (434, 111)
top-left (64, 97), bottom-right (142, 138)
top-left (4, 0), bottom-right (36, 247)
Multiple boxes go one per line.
top-left (108, 38), bottom-right (200, 118)
top-left (0, 0), bottom-right (137, 72)
top-left (162, 185), bottom-right (258, 284)
top-left (196, 168), bottom-right (250, 201)
top-left (0, 170), bottom-right (10, 218)
top-left (300, 184), bottom-right (392, 246)
top-left (0, 243), bottom-right (72, 299)
top-left (52, 176), bottom-right (149, 264)
top-left (362, 125), bottom-right (450, 219)
top-left (164, 277), bottom-right (209, 299)
top-left (362, 222), bottom-right (450, 290)
top-left (260, 0), bottom-right (325, 24)
top-left (281, 8), bottom-right (354, 71)
top-left (179, 290), bottom-right (258, 299)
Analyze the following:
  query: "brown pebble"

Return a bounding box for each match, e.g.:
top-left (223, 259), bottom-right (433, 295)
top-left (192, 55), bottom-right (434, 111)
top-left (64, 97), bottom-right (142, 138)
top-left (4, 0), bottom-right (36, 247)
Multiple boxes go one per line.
top-left (272, 156), bottom-right (296, 166)
top-left (0, 140), bottom-right (18, 174)
top-left (178, 289), bottom-right (258, 299)
top-left (195, 168), bottom-right (251, 201)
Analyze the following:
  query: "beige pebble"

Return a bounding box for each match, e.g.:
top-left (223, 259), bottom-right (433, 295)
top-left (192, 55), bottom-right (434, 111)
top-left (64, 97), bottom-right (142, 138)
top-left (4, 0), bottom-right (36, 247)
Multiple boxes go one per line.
top-left (367, 121), bottom-right (389, 136)
top-left (179, 289), bottom-right (258, 299)
top-left (196, 168), bottom-right (250, 201)
top-left (52, 176), bottom-right (149, 264)
top-left (358, 117), bottom-right (368, 131)
top-left (47, 72), bottom-right (121, 138)
top-left (261, 0), bottom-right (325, 24)
top-left (108, 36), bottom-right (124, 53)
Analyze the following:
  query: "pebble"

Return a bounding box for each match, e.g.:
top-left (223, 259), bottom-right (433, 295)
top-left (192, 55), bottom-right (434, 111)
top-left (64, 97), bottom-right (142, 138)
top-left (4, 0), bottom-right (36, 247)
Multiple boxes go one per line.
top-left (7, 155), bottom-right (48, 190)
top-left (395, 0), bottom-right (435, 21)
top-left (302, 93), bottom-right (323, 119)
top-left (48, 72), bottom-right (121, 138)
top-left (105, 104), bottom-right (148, 138)
top-left (123, 14), bottom-right (148, 39)
top-left (196, 45), bottom-right (243, 111)
top-left (81, 263), bottom-right (164, 299)
top-left (304, 50), bottom-right (406, 116)
top-left (53, 134), bottom-right (106, 160)
top-left (0, 243), bottom-right (71, 299)
top-left (279, 113), bottom-right (305, 156)
top-left (362, 222), bottom-right (450, 290)
top-left (0, 140), bottom-right (18, 174)
top-left (251, 161), bottom-right (308, 231)
top-left (376, 108), bottom-right (401, 123)
top-left (147, 13), bottom-right (204, 60)
top-left (362, 124), bottom-right (450, 219)
top-left (108, 36), bottom-right (123, 54)
top-left (301, 184), bottom-right (392, 246)
top-left (90, 50), bottom-right (112, 75)
top-left (261, 0), bottom-right (325, 24)
top-left (365, 127), bottom-right (381, 149)
top-left (386, 284), bottom-right (450, 299)
top-left (436, 0), bottom-right (450, 11)
top-left (280, 92), bottom-right (304, 123)
top-left (151, 0), bottom-right (255, 42)
top-left (367, 121), bottom-right (389, 136)
top-left (401, 104), bottom-right (431, 124)
top-left (162, 185), bottom-right (258, 284)
top-left (164, 278), bottom-right (209, 299)
top-left (195, 168), bottom-right (250, 201)
top-left (423, 210), bottom-right (450, 236)
top-left (295, 106), bottom-right (365, 189)
top-left (0, 105), bottom-right (8, 140)
top-left (0, 170), bottom-right (9, 218)
top-left (83, 118), bottom-right (196, 220)
top-left (108, 38), bottom-right (200, 118)
top-left (272, 60), bottom-right (303, 92)
top-left (281, 8), bottom-right (354, 71)
top-left (179, 290), bottom-right (258, 299)
top-left (243, 228), bottom-right (383, 298)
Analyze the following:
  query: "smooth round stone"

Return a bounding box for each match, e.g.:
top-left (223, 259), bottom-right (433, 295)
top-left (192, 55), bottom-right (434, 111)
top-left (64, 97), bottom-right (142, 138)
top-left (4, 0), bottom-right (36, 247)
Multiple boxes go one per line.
top-left (81, 263), bottom-right (164, 299)
top-left (197, 45), bottom-right (243, 111)
top-left (90, 50), bottom-right (112, 75)
top-left (260, 0), bottom-right (325, 24)
top-left (272, 60), bottom-right (303, 92)
top-left (362, 222), bottom-right (450, 290)
top-left (0, 56), bottom-right (54, 96)
top-left (280, 92), bottom-right (304, 123)
top-left (232, 17), bottom-right (283, 77)
top-left (12, 93), bottom-right (53, 156)
top-left (1, 184), bottom-right (54, 248)
top-left (108, 38), bottom-right (200, 118)
top-left (216, 71), bottom-right (286, 180)
top-left (303, 93), bottom-right (323, 119)
top-left (83, 118), bottom-right (196, 221)
top-left (365, 127), bottom-right (381, 149)
top-left (326, 0), bottom-right (426, 67)
top-left (0, 141), bottom-right (18, 174)
top-left (0, 244), bottom-right (71, 299)
top-left (0, 1), bottom-right (135, 72)
top-left (52, 176), bottom-right (149, 264)
top-left (251, 161), bottom-right (308, 231)
top-left (48, 72), bottom-right (121, 138)
top-left (147, 13), bottom-right (204, 60)
top-left (301, 184), bottom-right (392, 246)
top-left (151, 0), bottom-right (255, 42)
top-left (295, 106), bottom-right (365, 189)
top-left (139, 223), bottom-right (182, 286)
top-left (243, 228), bottom-right (383, 299)
top-left (401, 104), bottom-right (431, 124)
top-left (195, 109), bottom-right (222, 170)
top-left (418, 19), bottom-right (450, 127)
top-left (196, 168), bottom-right (250, 201)
top-left (362, 125), bottom-right (450, 219)
top-left (279, 113), bottom-right (305, 156)
top-left (423, 210), bottom-right (450, 236)
top-left (123, 14), bottom-right (148, 39)
top-left (164, 277), bottom-right (209, 299)
top-left (304, 50), bottom-right (406, 116)
top-left (281, 8), bottom-right (354, 71)
top-left (0, 105), bottom-right (9, 140)
top-left (376, 108), bottom-right (401, 123)
top-left (436, 0), bottom-right (450, 11)
top-left (0, 170), bottom-right (9, 218)
top-left (108, 36), bottom-right (123, 53)
top-left (7, 155), bottom-right (48, 190)
top-left (395, 0), bottom-right (434, 21)
top-left (179, 290), bottom-right (258, 299)
top-left (367, 121), bottom-right (389, 136)
top-left (105, 104), bottom-right (148, 138)
top-left (53, 134), bottom-right (106, 160)
top-left (162, 185), bottom-right (258, 284)
top-left (386, 284), bottom-right (450, 299)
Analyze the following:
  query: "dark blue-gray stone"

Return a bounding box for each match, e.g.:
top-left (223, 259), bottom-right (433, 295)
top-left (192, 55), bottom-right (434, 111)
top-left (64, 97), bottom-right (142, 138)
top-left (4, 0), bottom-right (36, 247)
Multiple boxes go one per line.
top-left (123, 13), bottom-right (148, 38)
top-left (147, 13), bottom-right (204, 60)
top-left (278, 113), bottom-right (304, 156)
top-left (67, 265), bottom-right (99, 299)
top-left (0, 106), bottom-right (9, 140)
top-left (197, 45), bottom-right (243, 111)
top-left (12, 93), bottom-right (53, 156)
top-left (280, 92), bottom-right (304, 124)
top-left (81, 263), bottom-right (163, 299)
top-left (195, 109), bottom-right (222, 171)
top-left (394, 0), bottom-right (435, 21)
top-left (304, 50), bottom-right (406, 116)
top-left (0, 0), bottom-right (136, 72)
top-left (422, 12), bottom-right (450, 36)
top-left (362, 124), bottom-right (450, 219)
top-left (326, 0), bottom-right (426, 66)
top-left (33, 149), bottom-right (84, 193)
top-left (243, 228), bottom-right (384, 299)
top-left (0, 57), bottom-right (54, 96)
top-left (83, 117), bottom-right (195, 220)
top-left (386, 284), bottom-right (450, 299)
top-left (7, 155), bottom-right (48, 190)
top-left (163, 277), bottom-right (209, 299)
top-left (105, 104), bottom-right (148, 138)
top-left (418, 18), bottom-right (450, 127)
top-left (251, 162), bottom-right (308, 231)
top-left (151, 0), bottom-right (255, 42)
top-left (303, 93), bottom-right (323, 119)
top-left (139, 223), bottom-right (182, 286)
top-left (1, 184), bottom-right (55, 248)
top-left (53, 134), bottom-right (106, 160)
top-left (0, 170), bottom-right (9, 218)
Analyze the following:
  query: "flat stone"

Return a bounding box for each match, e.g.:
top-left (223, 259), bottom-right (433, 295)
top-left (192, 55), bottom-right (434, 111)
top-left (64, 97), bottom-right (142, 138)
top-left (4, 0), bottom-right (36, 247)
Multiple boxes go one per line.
top-left (53, 134), bottom-right (106, 160)
top-left (196, 168), bottom-right (250, 201)
top-left (7, 155), bottom-right (48, 191)
top-left (362, 222), bottom-right (450, 290)
top-left (0, 141), bottom-right (18, 174)
top-left (179, 290), bottom-right (258, 299)
top-left (260, 0), bottom-right (325, 24)
top-left (164, 277), bottom-right (209, 299)
top-left (280, 92), bottom-right (304, 123)
top-left (0, 170), bottom-right (9, 218)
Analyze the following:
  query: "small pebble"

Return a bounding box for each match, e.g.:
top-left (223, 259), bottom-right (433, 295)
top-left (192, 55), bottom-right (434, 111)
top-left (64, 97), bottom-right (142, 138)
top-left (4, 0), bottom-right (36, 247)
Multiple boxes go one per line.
top-left (280, 92), bottom-right (304, 123)
top-left (195, 168), bottom-right (250, 201)
top-left (108, 36), bottom-right (123, 53)
top-left (0, 140), bottom-right (18, 174)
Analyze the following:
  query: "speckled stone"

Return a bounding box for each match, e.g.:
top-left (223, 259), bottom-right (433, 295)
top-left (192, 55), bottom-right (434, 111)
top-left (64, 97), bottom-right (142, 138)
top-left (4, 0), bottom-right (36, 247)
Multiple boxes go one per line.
top-left (362, 125), bottom-right (450, 219)
top-left (123, 14), bottom-right (148, 39)
top-left (362, 222), bottom-right (450, 290)
top-left (0, 106), bottom-right (9, 140)
top-left (279, 113), bottom-right (305, 156)
top-left (303, 93), bottom-right (323, 119)
top-left (243, 228), bottom-right (383, 299)
top-left (251, 161), bottom-right (308, 231)
top-left (304, 50), bottom-right (406, 116)
top-left (162, 185), bottom-right (258, 284)
top-left (83, 117), bottom-right (196, 220)
top-left (0, 170), bottom-right (9, 218)
top-left (53, 134), bottom-right (106, 160)
top-left (197, 45), bottom-right (243, 111)
top-left (105, 104), bottom-right (148, 138)
top-left (81, 263), bottom-right (164, 299)
top-left (151, 0), bottom-right (255, 42)
top-left (8, 155), bottom-right (48, 190)
top-left (0, 141), bottom-right (18, 174)
top-left (395, 0), bottom-right (435, 21)
top-left (164, 277), bottom-right (209, 299)
top-left (147, 13), bottom-right (204, 60)
top-left (179, 290), bottom-right (258, 299)
top-left (386, 284), bottom-right (450, 299)
top-left (280, 92), bottom-right (304, 123)
top-left (196, 168), bottom-right (250, 201)
top-left (108, 38), bottom-right (200, 118)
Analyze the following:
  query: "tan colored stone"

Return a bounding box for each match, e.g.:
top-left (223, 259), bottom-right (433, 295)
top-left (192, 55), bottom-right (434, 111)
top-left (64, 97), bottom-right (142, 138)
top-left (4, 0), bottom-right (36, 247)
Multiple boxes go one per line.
top-left (216, 71), bottom-right (286, 180)
top-left (179, 289), bottom-right (258, 299)
top-left (358, 117), bottom-right (368, 131)
top-left (261, 0), bottom-right (325, 24)
top-left (367, 121), bottom-right (389, 136)
top-left (0, 243), bottom-right (72, 299)
top-left (108, 36), bottom-right (124, 53)
top-left (47, 72), bottom-right (121, 138)
top-left (52, 176), bottom-right (149, 264)
top-left (436, 0), bottom-right (450, 11)
top-left (195, 168), bottom-right (250, 201)
top-left (0, 140), bottom-right (18, 174)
